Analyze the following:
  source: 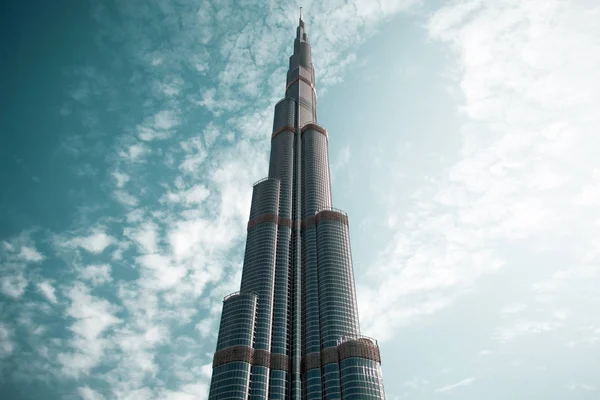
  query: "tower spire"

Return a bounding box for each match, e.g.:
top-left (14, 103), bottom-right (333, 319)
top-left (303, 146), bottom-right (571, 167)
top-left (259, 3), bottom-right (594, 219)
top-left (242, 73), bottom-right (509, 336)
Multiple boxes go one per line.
top-left (208, 16), bottom-right (386, 400)
top-left (295, 7), bottom-right (307, 43)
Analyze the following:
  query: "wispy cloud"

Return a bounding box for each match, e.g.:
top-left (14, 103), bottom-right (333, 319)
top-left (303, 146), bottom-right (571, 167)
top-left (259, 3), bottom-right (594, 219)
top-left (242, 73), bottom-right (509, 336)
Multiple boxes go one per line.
top-left (0, 323), bottom-right (15, 358)
top-left (435, 377), bottom-right (475, 393)
top-left (566, 383), bottom-right (597, 392)
top-left (494, 311), bottom-right (568, 343)
top-left (201, 122), bottom-right (220, 147)
top-left (18, 246), bottom-right (44, 263)
top-left (137, 110), bottom-right (181, 141)
top-left (195, 317), bottom-right (216, 340)
top-left (158, 383), bottom-right (209, 400)
top-left (113, 190), bottom-right (139, 207)
top-left (179, 137), bottom-right (208, 175)
top-left (79, 264), bottom-right (113, 286)
top-left (112, 170), bottom-right (130, 188)
top-left (119, 143), bottom-right (150, 162)
top-left (78, 386), bottom-right (106, 400)
top-left (154, 76), bottom-right (184, 97)
top-left (36, 281), bottom-right (58, 304)
top-left (124, 221), bottom-right (159, 254)
top-left (161, 184), bottom-right (211, 206)
top-left (359, 0), bottom-right (600, 345)
top-left (532, 265), bottom-right (600, 294)
top-left (332, 144), bottom-right (351, 181)
top-left (58, 282), bottom-right (122, 378)
top-left (62, 230), bottom-right (116, 254)
top-left (1, 274), bottom-right (28, 299)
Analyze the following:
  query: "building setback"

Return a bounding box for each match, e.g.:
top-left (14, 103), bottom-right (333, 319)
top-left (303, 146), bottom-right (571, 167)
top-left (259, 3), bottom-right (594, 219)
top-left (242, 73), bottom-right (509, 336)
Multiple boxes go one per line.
top-left (209, 14), bottom-right (386, 400)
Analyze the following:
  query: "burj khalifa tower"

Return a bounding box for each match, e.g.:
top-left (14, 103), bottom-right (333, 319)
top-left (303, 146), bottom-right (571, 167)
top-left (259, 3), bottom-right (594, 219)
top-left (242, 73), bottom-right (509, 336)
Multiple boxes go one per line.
top-left (208, 13), bottom-right (386, 400)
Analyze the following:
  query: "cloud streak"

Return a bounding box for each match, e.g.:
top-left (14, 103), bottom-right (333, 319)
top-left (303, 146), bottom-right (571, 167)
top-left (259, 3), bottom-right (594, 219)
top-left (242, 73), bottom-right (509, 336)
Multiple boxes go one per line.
top-left (435, 377), bottom-right (475, 393)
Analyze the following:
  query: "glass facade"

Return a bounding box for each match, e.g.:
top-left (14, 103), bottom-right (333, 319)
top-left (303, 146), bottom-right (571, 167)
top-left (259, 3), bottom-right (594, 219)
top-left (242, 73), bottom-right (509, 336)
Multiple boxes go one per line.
top-left (315, 211), bottom-right (359, 349)
top-left (338, 338), bottom-right (385, 399)
top-left (209, 362), bottom-right (252, 399)
top-left (340, 358), bottom-right (385, 399)
top-left (208, 293), bottom-right (257, 399)
top-left (209, 16), bottom-right (385, 399)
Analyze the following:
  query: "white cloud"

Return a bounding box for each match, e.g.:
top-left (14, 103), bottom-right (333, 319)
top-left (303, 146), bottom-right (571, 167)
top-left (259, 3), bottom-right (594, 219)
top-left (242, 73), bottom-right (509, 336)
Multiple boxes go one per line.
top-left (194, 318), bottom-right (214, 339)
top-left (78, 386), bottom-right (106, 400)
top-left (114, 190), bottom-right (139, 207)
top-left (113, 171), bottom-right (130, 188)
top-left (227, 107), bottom-right (270, 140)
top-left (105, 282), bottom-right (207, 396)
top-left (191, 54), bottom-right (209, 74)
top-left (111, 244), bottom-right (128, 261)
top-left (532, 265), bottom-right (599, 293)
top-left (126, 209), bottom-right (145, 223)
top-left (359, 244), bottom-right (502, 340)
top-left (0, 274), bottom-right (28, 299)
top-left (80, 264), bottom-right (113, 286)
top-left (124, 221), bottom-right (159, 254)
top-left (151, 56), bottom-right (163, 66)
top-left (153, 110), bottom-right (180, 130)
top-left (494, 312), bottom-right (567, 343)
top-left (137, 110), bottom-right (180, 141)
top-left (119, 143), bottom-right (150, 162)
top-left (168, 218), bottom-right (234, 262)
top-left (0, 322), bottom-right (14, 358)
top-left (64, 231), bottom-right (115, 254)
top-left (202, 122), bottom-right (220, 147)
top-left (435, 377), bottom-right (475, 393)
top-left (182, 185), bottom-right (210, 204)
top-left (58, 282), bottom-right (122, 378)
top-left (179, 137), bottom-right (207, 174)
top-left (162, 185), bottom-right (210, 206)
top-left (112, 387), bottom-right (154, 400)
top-left (200, 362), bottom-right (212, 380)
top-left (112, 324), bottom-right (169, 383)
top-left (18, 246), bottom-right (44, 263)
top-left (136, 254), bottom-right (187, 291)
top-left (37, 281), bottom-right (58, 304)
top-left (196, 87), bottom-right (241, 116)
top-left (155, 77), bottom-right (183, 97)
top-left (159, 383), bottom-right (209, 400)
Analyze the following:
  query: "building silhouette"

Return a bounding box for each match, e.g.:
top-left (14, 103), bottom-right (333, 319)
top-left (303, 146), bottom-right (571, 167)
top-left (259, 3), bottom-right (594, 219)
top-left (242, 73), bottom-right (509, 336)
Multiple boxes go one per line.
top-left (208, 14), bottom-right (385, 400)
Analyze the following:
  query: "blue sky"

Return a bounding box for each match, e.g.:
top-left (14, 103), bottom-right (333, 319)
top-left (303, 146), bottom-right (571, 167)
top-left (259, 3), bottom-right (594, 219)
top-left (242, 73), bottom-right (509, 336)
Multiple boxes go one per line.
top-left (1, 0), bottom-right (599, 399)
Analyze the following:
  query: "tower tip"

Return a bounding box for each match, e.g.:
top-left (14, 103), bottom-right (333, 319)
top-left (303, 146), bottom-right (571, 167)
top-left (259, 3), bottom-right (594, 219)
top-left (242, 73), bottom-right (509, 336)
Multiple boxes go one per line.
top-left (300, 6), bottom-right (302, 21)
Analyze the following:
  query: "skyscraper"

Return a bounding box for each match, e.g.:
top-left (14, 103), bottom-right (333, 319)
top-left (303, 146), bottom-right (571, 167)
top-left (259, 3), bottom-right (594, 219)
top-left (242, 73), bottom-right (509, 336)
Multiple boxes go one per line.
top-left (208, 14), bottom-right (385, 400)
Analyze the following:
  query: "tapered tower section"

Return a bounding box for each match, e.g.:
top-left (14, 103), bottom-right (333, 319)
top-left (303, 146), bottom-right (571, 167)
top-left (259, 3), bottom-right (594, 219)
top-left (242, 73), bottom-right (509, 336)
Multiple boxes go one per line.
top-left (208, 14), bottom-right (386, 400)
